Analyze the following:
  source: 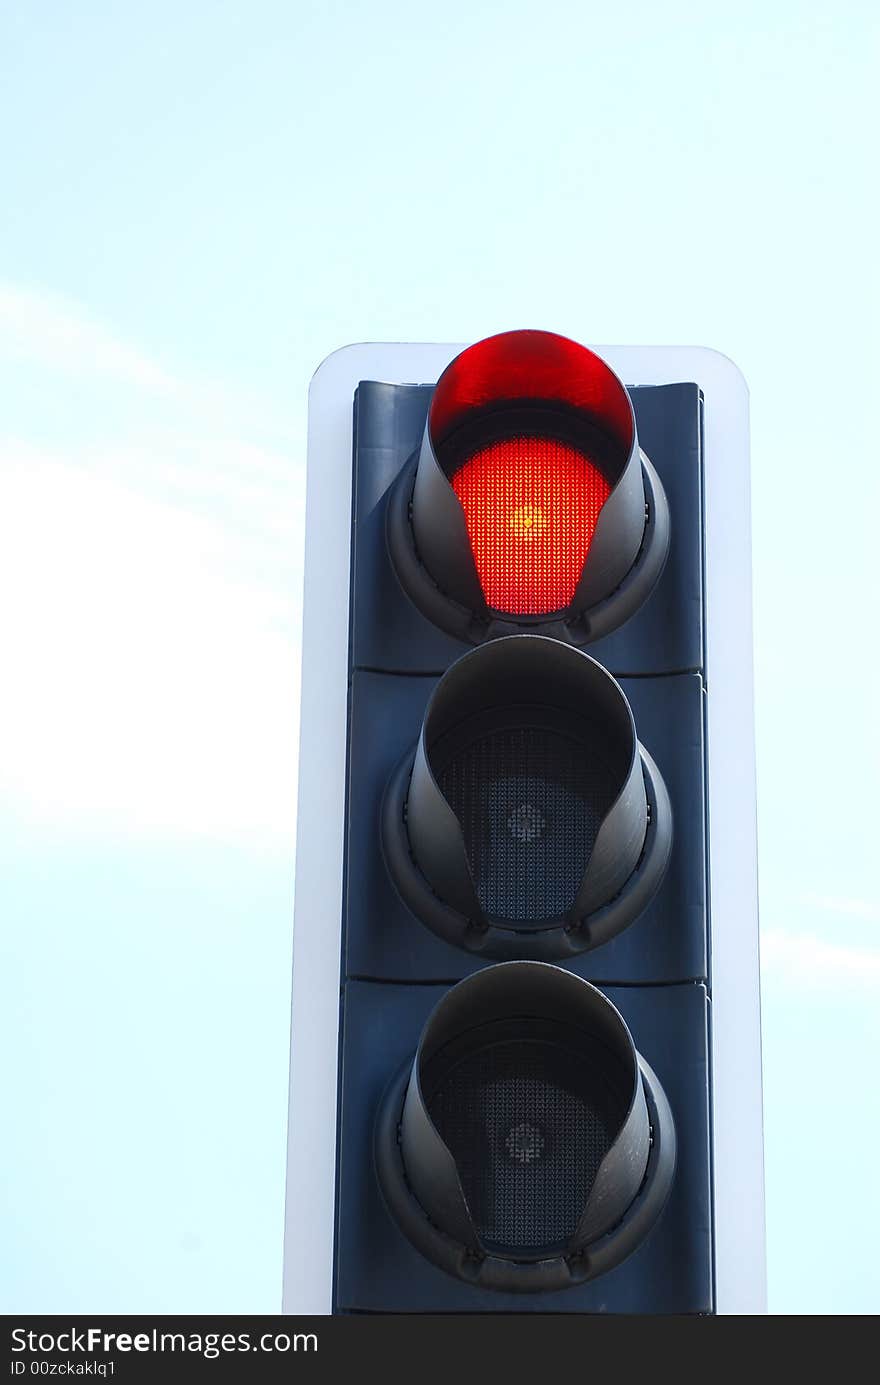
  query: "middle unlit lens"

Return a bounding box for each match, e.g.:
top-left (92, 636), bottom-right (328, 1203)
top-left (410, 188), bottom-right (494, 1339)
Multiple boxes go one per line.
top-left (382, 634), bottom-right (672, 960)
top-left (433, 718), bottom-right (619, 922)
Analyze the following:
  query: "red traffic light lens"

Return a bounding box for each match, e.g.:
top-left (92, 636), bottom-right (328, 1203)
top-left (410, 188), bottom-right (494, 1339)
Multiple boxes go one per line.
top-left (451, 434), bottom-right (611, 615)
top-left (428, 330), bottom-right (635, 618)
top-left (388, 329), bottom-right (670, 646)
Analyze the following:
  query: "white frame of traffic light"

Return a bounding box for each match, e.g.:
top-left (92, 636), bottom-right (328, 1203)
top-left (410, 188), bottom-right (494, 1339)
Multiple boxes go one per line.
top-left (283, 341), bottom-right (765, 1316)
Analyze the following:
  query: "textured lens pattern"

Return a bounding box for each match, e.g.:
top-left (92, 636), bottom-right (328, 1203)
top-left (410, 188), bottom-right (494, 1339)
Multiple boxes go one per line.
top-left (436, 725), bottom-right (618, 922)
top-left (451, 435), bottom-right (611, 614)
top-left (427, 1037), bottom-right (617, 1251)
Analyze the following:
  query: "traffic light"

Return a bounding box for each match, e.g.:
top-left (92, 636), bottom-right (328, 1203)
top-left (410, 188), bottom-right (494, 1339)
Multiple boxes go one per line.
top-left (381, 634), bottom-right (672, 960)
top-left (375, 962), bottom-right (676, 1293)
top-left (385, 331), bottom-right (669, 645)
top-left (284, 332), bottom-right (764, 1315)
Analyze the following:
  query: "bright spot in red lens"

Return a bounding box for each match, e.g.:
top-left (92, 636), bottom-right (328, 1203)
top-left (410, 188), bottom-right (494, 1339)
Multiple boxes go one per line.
top-left (451, 436), bottom-right (611, 615)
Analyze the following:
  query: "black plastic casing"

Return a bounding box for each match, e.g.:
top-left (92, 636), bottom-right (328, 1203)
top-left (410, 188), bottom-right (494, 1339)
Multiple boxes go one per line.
top-left (338, 977), bottom-right (710, 1313)
top-left (382, 636), bottom-right (672, 962)
top-left (351, 381), bottom-right (703, 675)
top-left (374, 963), bottom-right (677, 1295)
top-left (335, 374), bottom-right (711, 1313)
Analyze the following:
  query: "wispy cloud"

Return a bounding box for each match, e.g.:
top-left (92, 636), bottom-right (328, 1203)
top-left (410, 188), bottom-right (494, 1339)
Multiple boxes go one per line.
top-left (0, 283), bottom-right (176, 392)
top-left (0, 437), bottom-right (303, 846)
top-left (0, 281), bottom-right (309, 844)
top-left (762, 929), bottom-right (880, 988)
top-left (0, 282), bottom-right (298, 445)
top-left (795, 892), bottom-right (880, 925)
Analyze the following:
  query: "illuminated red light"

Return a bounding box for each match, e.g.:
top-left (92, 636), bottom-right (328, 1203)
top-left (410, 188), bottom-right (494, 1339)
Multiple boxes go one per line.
top-left (451, 435), bottom-right (611, 615)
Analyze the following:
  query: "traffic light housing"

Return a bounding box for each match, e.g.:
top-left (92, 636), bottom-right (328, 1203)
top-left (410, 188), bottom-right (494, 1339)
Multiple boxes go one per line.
top-left (381, 634), bottom-right (672, 960)
top-left (386, 331), bottom-right (670, 644)
top-left (284, 334), bottom-right (764, 1315)
top-left (374, 962), bottom-right (676, 1294)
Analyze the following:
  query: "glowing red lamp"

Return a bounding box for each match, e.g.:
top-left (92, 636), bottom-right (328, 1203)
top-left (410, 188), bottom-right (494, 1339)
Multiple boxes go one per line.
top-left (387, 329), bottom-right (669, 645)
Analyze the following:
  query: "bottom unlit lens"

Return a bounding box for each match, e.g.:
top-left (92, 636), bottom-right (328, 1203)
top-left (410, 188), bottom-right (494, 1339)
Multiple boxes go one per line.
top-left (375, 962), bottom-right (676, 1294)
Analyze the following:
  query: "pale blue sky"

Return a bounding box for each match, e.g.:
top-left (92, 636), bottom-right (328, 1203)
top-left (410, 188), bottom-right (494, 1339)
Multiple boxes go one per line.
top-left (1, 1), bottom-right (878, 1315)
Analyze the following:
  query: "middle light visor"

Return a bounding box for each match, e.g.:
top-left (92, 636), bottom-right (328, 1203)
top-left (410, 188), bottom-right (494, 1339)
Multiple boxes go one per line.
top-left (382, 635), bottom-right (672, 961)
